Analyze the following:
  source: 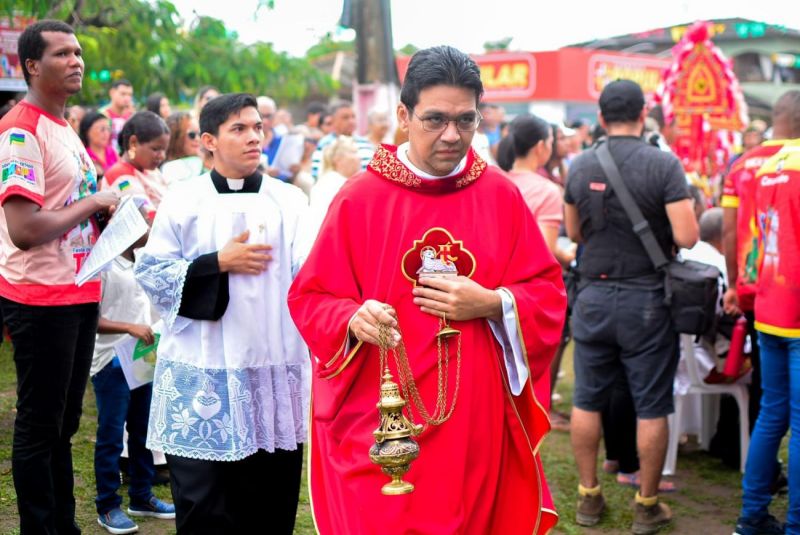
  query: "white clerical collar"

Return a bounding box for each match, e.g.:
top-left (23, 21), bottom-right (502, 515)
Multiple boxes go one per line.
top-left (396, 142), bottom-right (467, 180)
top-left (226, 178), bottom-right (245, 191)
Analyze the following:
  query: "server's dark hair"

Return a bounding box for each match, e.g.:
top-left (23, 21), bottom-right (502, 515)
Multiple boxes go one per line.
top-left (400, 46), bottom-right (483, 110)
top-left (199, 93), bottom-right (258, 137)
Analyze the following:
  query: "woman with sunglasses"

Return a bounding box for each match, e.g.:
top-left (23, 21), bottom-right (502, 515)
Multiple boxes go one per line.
top-left (161, 111), bottom-right (203, 185)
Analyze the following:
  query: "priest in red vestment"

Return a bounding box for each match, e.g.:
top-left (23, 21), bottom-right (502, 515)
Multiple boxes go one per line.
top-left (288, 46), bottom-right (566, 535)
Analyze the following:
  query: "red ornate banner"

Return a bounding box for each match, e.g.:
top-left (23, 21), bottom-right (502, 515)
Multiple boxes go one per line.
top-left (655, 21), bottom-right (748, 178)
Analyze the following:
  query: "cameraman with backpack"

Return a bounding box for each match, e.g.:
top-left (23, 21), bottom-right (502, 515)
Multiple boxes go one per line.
top-left (564, 80), bottom-right (698, 534)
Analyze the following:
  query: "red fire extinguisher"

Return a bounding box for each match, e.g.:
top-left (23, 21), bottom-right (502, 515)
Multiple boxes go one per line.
top-left (724, 316), bottom-right (748, 378)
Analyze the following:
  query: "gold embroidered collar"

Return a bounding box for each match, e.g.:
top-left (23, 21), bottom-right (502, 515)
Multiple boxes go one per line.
top-left (367, 144), bottom-right (487, 192)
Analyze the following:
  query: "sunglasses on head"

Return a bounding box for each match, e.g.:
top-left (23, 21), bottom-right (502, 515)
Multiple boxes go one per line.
top-left (187, 131), bottom-right (200, 140)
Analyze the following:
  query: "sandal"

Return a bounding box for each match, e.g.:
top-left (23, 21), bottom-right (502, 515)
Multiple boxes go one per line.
top-left (616, 472), bottom-right (676, 493)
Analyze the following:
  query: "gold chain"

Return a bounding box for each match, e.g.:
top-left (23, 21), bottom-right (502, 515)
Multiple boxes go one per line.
top-left (377, 320), bottom-right (461, 427)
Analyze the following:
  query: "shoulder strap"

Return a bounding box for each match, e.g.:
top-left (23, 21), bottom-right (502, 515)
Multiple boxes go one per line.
top-left (594, 141), bottom-right (670, 270)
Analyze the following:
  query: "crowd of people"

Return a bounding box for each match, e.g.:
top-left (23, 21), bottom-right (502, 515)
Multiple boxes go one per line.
top-left (1, 18), bottom-right (799, 535)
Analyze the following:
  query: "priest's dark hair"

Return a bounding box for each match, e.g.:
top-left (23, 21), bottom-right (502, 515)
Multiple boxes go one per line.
top-left (497, 114), bottom-right (551, 172)
top-left (118, 111), bottom-right (169, 155)
top-left (200, 93), bottom-right (258, 137)
top-left (400, 46), bottom-right (483, 110)
top-left (18, 20), bottom-right (75, 84)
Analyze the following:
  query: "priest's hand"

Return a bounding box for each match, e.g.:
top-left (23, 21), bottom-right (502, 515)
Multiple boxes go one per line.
top-left (413, 276), bottom-right (502, 322)
top-left (349, 300), bottom-right (401, 348)
top-left (218, 230), bottom-right (273, 275)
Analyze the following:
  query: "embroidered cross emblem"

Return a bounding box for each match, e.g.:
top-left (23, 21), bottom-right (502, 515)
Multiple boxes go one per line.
top-left (228, 376), bottom-right (253, 442)
top-left (153, 368), bottom-right (181, 436)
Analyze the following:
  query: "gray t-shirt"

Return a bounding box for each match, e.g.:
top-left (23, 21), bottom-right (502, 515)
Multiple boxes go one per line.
top-left (565, 136), bottom-right (689, 280)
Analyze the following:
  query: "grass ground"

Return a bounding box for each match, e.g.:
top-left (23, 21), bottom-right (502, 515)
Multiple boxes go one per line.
top-left (0, 342), bottom-right (788, 534)
top-left (542, 345), bottom-right (788, 535)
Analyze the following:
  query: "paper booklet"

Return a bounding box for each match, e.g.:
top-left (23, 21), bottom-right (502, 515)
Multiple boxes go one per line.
top-left (272, 133), bottom-right (304, 176)
top-left (75, 195), bottom-right (148, 286)
top-left (116, 320), bottom-right (163, 390)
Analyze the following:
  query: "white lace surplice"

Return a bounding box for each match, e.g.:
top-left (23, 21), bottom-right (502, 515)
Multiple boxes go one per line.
top-left (135, 174), bottom-right (312, 461)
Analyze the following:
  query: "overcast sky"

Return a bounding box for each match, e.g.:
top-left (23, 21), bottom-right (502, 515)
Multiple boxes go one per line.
top-left (169, 0), bottom-right (800, 56)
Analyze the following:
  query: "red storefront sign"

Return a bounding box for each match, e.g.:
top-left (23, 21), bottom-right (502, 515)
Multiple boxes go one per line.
top-left (587, 53), bottom-right (666, 99)
top-left (0, 15), bottom-right (36, 91)
top-left (475, 52), bottom-right (536, 100)
top-left (396, 52), bottom-right (537, 100)
top-left (397, 48), bottom-right (670, 104)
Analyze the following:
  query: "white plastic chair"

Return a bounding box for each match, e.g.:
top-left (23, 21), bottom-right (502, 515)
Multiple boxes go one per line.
top-left (663, 334), bottom-right (749, 475)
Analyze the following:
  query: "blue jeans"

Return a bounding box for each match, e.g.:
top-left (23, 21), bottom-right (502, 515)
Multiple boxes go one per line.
top-left (741, 332), bottom-right (800, 532)
top-left (92, 358), bottom-right (155, 514)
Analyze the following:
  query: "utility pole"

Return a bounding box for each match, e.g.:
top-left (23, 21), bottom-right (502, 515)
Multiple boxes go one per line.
top-left (341, 0), bottom-right (400, 137)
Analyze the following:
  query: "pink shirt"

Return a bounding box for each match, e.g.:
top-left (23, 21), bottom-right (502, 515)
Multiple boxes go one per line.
top-left (86, 144), bottom-right (118, 173)
top-left (0, 101), bottom-right (101, 305)
top-left (506, 170), bottom-right (564, 229)
top-left (101, 106), bottom-right (132, 154)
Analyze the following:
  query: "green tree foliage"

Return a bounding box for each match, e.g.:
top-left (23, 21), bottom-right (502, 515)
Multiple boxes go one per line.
top-left (483, 37), bottom-right (513, 52)
top-left (305, 31), bottom-right (355, 60)
top-left (396, 43), bottom-right (419, 56)
top-left (1, 0), bottom-right (336, 105)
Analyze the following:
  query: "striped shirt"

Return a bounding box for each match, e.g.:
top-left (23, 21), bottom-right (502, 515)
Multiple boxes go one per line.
top-left (310, 133), bottom-right (374, 180)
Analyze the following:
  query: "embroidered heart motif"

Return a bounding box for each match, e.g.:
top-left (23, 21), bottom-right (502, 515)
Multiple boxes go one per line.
top-left (192, 390), bottom-right (221, 420)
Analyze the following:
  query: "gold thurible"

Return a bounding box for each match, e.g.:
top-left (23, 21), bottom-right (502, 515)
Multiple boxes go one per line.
top-left (369, 316), bottom-right (462, 495)
top-left (368, 366), bottom-right (422, 495)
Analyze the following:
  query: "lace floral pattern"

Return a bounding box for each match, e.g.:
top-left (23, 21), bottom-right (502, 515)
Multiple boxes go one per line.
top-left (134, 252), bottom-right (191, 330)
top-left (147, 360), bottom-right (310, 461)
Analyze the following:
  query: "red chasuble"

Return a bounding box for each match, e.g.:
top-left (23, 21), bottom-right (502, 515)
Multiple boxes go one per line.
top-left (288, 145), bottom-right (566, 534)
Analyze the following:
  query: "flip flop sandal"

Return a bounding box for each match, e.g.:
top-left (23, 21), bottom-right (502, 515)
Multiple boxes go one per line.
top-left (616, 472), bottom-right (677, 493)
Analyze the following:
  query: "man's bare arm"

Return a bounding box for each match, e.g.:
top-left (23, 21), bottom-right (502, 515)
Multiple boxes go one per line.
top-left (3, 191), bottom-right (119, 250)
top-left (564, 203), bottom-right (583, 243)
top-left (665, 198), bottom-right (699, 249)
top-left (722, 207), bottom-right (739, 289)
